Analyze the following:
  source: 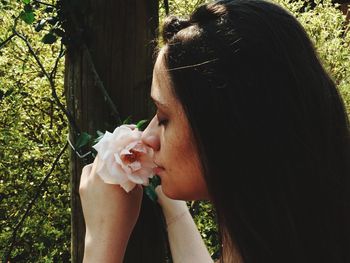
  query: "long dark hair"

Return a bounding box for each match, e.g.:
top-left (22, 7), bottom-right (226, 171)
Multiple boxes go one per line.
top-left (159, 0), bottom-right (350, 262)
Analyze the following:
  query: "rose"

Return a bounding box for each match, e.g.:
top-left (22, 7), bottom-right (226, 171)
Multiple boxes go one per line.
top-left (92, 124), bottom-right (156, 192)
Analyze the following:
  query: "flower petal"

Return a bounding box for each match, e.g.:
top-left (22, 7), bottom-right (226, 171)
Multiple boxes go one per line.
top-left (114, 153), bottom-right (132, 174)
top-left (91, 124), bottom-right (157, 192)
top-left (120, 181), bottom-right (136, 192)
top-left (127, 173), bottom-right (146, 184)
top-left (129, 161), bottom-right (141, 172)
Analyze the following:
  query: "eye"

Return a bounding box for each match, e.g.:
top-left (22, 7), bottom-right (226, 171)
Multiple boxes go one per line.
top-left (156, 114), bottom-right (168, 126)
top-left (157, 117), bottom-right (168, 126)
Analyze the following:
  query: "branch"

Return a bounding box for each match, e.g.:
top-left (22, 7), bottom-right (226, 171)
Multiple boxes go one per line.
top-left (3, 142), bottom-right (68, 262)
top-left (13, 29), bottom-right (79, 133)
top-left (50, 41), bottom-right (65, 80)
top-left (164, 0), bottom-right (169, 16)
top-left (0, 33), bottom-right (16, 50)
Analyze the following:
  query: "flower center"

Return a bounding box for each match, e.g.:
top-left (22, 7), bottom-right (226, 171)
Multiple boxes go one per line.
top-left (121, 149), bottom-right (141, 164)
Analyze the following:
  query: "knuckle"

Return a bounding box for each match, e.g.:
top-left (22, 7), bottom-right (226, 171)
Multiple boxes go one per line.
top-left (79, 183), bottom-right (85, 195)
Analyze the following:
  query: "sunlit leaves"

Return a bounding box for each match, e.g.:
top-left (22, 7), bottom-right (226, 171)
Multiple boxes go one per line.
top-left (0, 0), bottom-right (69, 261)
top-left (35, 19), bottom-right (46, 32)
top-left (44, 6), bottom-right (54, 13)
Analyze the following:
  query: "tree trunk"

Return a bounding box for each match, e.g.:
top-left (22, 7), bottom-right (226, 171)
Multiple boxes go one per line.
top-left (64, 1), bottom-right (168, 262)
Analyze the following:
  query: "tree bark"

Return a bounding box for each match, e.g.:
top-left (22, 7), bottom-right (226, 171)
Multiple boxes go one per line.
top-left (64, 1), bottom-right (168, 262)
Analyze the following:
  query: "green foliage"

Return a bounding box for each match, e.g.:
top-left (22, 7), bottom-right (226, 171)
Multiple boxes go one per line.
top-left (122, 115), bottom-right (133, 124)
top-left (189, 201), bottom-right (220, 258)
top-left (0, 0), bottom-right (69, 261)
top-left (275, 0), bottom-right (350, 114)
top-left (136, 119), bottom-right (149, 130)
top-left (42, 33), bottom-right (57, 44)
top-left (75, 132), bottom-right (92, 149)
top-left (159, 0), bottom-right (209, 18)
top-left (158, 0), bottom-right (210, 46)
top-left (20, 10), bottom-right (35, 25)
top-left (144, 175), bottom-right (161, 202)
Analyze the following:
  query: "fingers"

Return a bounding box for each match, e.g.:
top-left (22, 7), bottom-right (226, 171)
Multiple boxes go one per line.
top-left (155, 185), bottom-right (163, 195)
top-left (82, 163), bottom-right (93, 177)
top-left (155, 185), bottom-right (168, 207)
top-left (125, 124), bottom-right (137, 130)
top-left (81, 163), bottom-right (93, 181)
top-left (81, 156), bottom-right (99, 182)
top-left (79, 163), bottom-right (93, 196)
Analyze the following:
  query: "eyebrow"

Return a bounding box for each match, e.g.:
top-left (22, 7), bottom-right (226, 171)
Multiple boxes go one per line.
top-left (150, 96), bottom-right (169, 109)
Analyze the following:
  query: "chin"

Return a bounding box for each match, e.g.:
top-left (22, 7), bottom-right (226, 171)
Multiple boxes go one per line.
top-left (162, 184), bottom-right (209, 201)
top-left (161, 184), bottom-right (183, 200)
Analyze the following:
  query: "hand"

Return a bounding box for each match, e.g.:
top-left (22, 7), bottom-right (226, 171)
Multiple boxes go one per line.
top-left (79, 156), bottom-right (143, 262)
top-left (155, 186), bottom-right (213, 263)
top-left (155, 185), bottom-right (189, 225)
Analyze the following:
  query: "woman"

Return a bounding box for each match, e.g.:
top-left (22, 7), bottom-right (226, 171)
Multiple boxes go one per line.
top-left (79, 0), bottom-right (350, 262)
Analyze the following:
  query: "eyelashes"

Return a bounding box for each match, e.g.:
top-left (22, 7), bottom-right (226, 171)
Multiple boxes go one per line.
top-left (154, 106), bottom-right (168, 126)
top-left (157, 116), bottom-right (168, 126)
top-left (156, 110), bottom-right (168, 126)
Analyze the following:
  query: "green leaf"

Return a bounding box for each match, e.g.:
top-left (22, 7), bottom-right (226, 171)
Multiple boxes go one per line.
top-left (144, 185), bottom-right (158, 202)
top-left (20, 11), bottom-right (35, 24)
top-left (24, 3), bottom-right (32, 12)
top-left (149, 175), bottom-right (161, 187)
top-left (122, 115), bottom-right (132, 124)
top-left (5, 87), bottom-right (14, 97)
top-left (46, 16), bottom-right (58, 25)
top-left (42, 33), bottom-right (57, 44)
top-left (75, 132), bottom-right (92, 149)
top-left (136, 119), bottom-right (148, 130)
top-left (93, 135), bottom-right (104, 144)
top-left (96, 130), bottom-right (104, 137)
top-left (44, 6), bottom-right (54, 13)
top-left (52, 28), bottom-right (65, 37)
top-left (144, 176), bottom-right (161, 202)
top-left (34, 19), bottom-right (46, 32)
top-left (22, 0), bottom-right (30, 4)
top-left (93, 130), bottom-right (105, 144)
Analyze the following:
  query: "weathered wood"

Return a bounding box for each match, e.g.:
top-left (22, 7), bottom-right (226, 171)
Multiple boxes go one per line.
top-left (65, 1), bottom-right (168, 262)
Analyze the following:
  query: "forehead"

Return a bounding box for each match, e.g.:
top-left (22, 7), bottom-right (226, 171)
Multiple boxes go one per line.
top-left (151, 48), bottom-right (172, 101)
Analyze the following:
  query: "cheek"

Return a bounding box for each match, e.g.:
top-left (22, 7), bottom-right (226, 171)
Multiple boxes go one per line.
top-left (158, 112), bottom-right (208, 199)
top-left (162, 139), bottom-right (208, 200)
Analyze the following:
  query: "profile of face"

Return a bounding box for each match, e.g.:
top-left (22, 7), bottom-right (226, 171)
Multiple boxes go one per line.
top-left (141, 48), bottom-right (209, 201)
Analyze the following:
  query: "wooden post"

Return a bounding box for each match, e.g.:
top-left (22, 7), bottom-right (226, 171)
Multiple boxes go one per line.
top-left (64, 0), bottom-right (168, 262)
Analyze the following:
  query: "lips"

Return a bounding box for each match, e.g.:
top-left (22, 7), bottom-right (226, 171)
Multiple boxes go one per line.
top-left (153, 166), bottom-right (164, 174)
top-left (153, 158), bottom-right (165, 174)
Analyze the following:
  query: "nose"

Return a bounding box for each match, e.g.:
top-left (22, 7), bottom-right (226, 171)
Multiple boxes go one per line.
top-left (141, 116), bottom-right (160, 151)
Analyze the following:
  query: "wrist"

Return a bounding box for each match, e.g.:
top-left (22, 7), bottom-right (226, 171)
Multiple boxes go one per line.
top-left (165, 209), bottom-right (190, 227)
top-left (84, 230), bottom-right (128, 263)
top-left (162, 201), bottom-right (188, 215)
top-left (160, 202), bottom-right (191, 226)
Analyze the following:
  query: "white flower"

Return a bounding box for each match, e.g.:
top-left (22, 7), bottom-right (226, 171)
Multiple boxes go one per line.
top-left (92, 125), bottom-right (156, 192)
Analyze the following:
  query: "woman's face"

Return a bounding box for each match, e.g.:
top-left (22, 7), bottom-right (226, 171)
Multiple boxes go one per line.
top-left (141, 49), bottom-right (209, 200)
